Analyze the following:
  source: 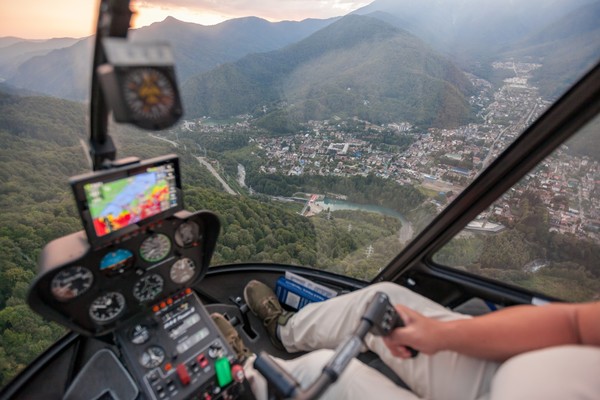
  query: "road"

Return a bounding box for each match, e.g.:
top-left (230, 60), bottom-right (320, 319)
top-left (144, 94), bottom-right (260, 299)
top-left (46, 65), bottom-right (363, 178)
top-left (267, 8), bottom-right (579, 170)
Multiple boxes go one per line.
top-left (196, 157), bottom-right (237, 195)
top-left (148, 133), bottom-right (179, 148)
top-left (237, 164), bottom-right (247, 188)
top-left (480, 125), bottom-right (510, 170)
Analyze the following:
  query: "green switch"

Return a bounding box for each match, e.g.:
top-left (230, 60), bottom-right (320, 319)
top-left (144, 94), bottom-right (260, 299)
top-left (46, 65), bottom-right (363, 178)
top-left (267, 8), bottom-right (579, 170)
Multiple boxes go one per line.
top-left (215, 357), bottom-right (233, 387)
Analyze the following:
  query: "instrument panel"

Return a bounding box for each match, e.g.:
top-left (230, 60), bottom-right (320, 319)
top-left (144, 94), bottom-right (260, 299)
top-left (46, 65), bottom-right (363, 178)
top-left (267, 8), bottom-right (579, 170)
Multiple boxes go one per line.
top-left (27, 210), bottom-right (220, 336)
top-left (115, 288), bottom-right (244, 400)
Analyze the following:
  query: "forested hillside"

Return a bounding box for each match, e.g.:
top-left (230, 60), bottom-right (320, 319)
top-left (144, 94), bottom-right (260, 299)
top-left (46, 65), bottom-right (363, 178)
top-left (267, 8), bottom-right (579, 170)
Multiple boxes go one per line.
top-left (435, 191), bottom-right (600, 301)
top-left (0, 92), bottom-right (88, 385)
top-left (247, 173), bottom-right (425, 215)
top-left (506, 1), bottom-right (600, 99)
top-left (354, 0), bottom-right (593, 61)
top-left (183, 14), bottom-right (474, 128)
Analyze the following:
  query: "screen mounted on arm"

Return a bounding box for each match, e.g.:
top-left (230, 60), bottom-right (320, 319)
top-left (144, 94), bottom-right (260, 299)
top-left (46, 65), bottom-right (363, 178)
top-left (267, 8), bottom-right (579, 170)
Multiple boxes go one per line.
top-left (70, 154), bottom-right (183, 247)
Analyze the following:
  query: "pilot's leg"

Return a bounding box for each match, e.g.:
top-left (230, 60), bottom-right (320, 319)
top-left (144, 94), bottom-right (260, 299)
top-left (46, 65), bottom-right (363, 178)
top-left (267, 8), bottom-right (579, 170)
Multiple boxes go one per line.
top-left (488, 345), bottom-right (600, 400)
top-left (244, 349), bottom-right (420, 400)
top-left (280, 282), bottom-right (499, 400)
top-left (281, 282), bottom-right (465, 351)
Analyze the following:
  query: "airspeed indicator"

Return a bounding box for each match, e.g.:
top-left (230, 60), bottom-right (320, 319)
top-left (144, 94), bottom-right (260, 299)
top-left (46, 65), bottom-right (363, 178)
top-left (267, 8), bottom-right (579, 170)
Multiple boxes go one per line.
top-left (140, 233), bottom-right (171, 263)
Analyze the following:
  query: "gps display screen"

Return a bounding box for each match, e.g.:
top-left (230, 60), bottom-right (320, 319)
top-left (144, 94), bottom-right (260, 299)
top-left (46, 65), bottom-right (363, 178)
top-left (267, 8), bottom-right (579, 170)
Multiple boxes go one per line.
top-left (70, 155), bottom-right (182, 245)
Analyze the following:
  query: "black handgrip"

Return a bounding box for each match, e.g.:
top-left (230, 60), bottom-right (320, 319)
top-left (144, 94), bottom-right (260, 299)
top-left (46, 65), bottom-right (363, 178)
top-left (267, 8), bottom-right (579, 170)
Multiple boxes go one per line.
top-left (254, 351), bottom-right (300, 398)
top-left (365, 292), bottom-right (419, 358)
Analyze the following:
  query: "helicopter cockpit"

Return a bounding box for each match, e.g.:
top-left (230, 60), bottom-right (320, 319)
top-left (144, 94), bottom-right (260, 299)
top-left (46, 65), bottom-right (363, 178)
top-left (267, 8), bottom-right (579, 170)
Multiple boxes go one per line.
top-left (16, 1), bottom-right (384, 397)
top-left (1, 0), bottom-right (599, 399)
top-left (27, 154), bottom-right (235, 399)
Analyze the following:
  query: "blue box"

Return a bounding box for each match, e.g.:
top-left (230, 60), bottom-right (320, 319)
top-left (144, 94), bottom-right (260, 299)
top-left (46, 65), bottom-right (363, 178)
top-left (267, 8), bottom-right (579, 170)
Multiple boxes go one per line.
top-left (276, 277), bottom-right (328, 310)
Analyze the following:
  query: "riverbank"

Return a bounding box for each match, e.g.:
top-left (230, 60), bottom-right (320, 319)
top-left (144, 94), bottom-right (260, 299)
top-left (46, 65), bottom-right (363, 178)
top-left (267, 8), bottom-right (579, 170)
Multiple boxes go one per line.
top-left (311, 197), bottom-right (414, 245)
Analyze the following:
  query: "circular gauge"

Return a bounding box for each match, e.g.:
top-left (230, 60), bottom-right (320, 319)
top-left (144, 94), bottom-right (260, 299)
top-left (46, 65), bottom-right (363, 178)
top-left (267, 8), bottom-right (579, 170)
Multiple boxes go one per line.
top-left (124, 68), bottom-right (176, 121)
top-left (89, 292), bottom-right (126, 323)
top-left (170, 258), bottom-right (196, 284)
top-left (133, 274), bottom-right (164, 302)
top-left (130, 324), bottom-right (150, 345)
top-left (140, 233), bottom-right (171, 263)
top-left (175, 221), bottom-right (200, 248)
top-left (100, 249), bottom-right (134, 275)
top-left (139, 346), bottom-right (165, 369)
top-left (50, 266), bottom-right (94, 302)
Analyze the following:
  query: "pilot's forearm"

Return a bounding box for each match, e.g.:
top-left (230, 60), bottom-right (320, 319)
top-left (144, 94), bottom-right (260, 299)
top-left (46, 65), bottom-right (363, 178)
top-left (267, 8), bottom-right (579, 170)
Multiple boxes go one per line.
top-left (386, 301), bottom-right (600, 361)
top-left (439, 302), bottom-right (599, 361)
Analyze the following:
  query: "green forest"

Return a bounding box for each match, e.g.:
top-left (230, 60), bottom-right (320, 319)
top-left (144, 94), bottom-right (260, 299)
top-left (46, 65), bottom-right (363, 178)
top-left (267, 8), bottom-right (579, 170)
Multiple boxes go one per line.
top-left (0, 93), bottom-right (88, 385)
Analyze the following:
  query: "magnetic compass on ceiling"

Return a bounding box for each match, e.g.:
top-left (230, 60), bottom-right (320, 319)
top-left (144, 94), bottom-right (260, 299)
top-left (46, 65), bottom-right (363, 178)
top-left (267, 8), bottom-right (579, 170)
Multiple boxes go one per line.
top-left (98, 39), bottom-right (183, 131)
top-left (123, 68), bottom-right (177, 122)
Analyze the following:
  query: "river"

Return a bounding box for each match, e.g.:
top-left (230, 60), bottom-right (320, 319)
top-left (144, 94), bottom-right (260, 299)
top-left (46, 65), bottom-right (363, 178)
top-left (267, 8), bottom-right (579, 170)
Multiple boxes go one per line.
top-left (315, 198), bottom-right (414, 244)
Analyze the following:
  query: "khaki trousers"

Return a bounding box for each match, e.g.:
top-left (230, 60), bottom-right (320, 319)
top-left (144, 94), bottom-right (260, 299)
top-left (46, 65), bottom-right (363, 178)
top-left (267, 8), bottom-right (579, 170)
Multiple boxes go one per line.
top-left (245, 282), bottom-right (600, 400)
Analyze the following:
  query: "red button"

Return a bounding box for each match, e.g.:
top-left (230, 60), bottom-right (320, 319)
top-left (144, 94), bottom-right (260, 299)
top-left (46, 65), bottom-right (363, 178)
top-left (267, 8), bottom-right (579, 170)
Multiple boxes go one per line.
top-left (197, 354), bottom-right (209, 368)
top-left (231, 364), bottom-right (245, 383)
top-left (176, 364), bottom-right (191, 386)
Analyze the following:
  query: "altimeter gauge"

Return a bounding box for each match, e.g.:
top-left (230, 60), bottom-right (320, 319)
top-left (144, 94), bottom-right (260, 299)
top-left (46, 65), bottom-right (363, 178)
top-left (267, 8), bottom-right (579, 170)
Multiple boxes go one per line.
top-left (89, 292), bottom-right (126, 323)
top-left (133, 274), bottom-right (164, 302)
top-left (170, 258), bottom-right (196, 284)
top-left (51, 266), bottom-right (94, 302)
top-left (139, 233), bottom-right (171, 263)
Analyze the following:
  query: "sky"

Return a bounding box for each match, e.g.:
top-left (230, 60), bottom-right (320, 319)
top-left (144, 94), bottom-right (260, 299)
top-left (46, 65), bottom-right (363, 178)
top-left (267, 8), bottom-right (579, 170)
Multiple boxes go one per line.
top-left (0, 0), bottom-right (370, 40)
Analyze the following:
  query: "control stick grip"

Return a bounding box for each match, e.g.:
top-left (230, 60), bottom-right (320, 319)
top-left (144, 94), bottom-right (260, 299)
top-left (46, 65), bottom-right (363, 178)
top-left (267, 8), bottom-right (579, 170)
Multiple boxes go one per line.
top-left (254, 351), bottom-right (300, 398)
top-left (366, 292), bottom-right (419, 358)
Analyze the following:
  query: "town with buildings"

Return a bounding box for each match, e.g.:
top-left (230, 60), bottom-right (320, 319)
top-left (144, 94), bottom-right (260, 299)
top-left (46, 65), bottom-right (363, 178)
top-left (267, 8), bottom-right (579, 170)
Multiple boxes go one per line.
top-left (171, 60), bottom-right (598, 243)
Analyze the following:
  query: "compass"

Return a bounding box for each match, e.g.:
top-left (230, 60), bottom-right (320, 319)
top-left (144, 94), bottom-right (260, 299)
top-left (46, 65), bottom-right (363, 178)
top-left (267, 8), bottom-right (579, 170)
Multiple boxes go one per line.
top-left (98, 39), bottom-right (183, 130)
top-left (123, 68), bottom-right (176, 122)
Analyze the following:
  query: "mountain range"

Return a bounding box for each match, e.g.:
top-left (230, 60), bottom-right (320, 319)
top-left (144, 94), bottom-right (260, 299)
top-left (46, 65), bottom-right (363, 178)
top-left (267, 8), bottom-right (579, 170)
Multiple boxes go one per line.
top-left (182, 14), bottom-right (474, 128)
top-left (353, 0), bottom-right (597, 60)
top-left (505, 1), bottom-right (600, 99)
top-left (2, 17), bottom-right (335, 101)
top-left (0, 37), bottom-right (79, 80)
top-left (0, 0), bottom-right (598, 123)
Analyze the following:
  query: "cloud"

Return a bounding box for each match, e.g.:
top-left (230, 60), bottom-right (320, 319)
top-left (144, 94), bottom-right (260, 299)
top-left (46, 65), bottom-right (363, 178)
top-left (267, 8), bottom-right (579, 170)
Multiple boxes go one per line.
top-left (135, 0), bottom-right (370, 22)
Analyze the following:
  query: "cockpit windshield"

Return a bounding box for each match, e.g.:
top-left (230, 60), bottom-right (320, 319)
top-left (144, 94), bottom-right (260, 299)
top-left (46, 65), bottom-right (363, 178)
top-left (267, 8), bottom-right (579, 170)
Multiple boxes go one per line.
top-left (1, 0), bottom-right (599, 388)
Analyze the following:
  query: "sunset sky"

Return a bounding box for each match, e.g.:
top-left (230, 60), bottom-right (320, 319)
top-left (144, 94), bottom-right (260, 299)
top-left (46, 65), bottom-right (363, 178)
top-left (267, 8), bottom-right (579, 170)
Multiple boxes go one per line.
top-left (0, 0), bottom-right (370, 40)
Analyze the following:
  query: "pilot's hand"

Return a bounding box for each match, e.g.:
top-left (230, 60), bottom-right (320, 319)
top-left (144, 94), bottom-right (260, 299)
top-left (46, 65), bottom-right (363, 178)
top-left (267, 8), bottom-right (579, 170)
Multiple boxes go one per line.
top-left (382, 304), bottom-right (446, 359)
